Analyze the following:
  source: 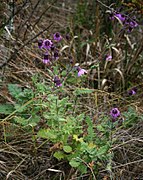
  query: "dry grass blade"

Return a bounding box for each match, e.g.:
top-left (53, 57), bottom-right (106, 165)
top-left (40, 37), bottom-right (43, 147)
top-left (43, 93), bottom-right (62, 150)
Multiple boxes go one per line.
top-left (127, 36), bottom-right (143, 74)
top-left (113, 68), bottom-right (125, 90)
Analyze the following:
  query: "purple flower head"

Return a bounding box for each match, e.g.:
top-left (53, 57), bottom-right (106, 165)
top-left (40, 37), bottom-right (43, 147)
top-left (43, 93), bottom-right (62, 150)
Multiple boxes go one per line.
top-left (129, 20), bottom-right (138, 28)
top-left (53, 32), bottom-right (62, 41)
top-left (69, 57), bottom-right (74, 64)
top-left (110, 108), bottom-right (120, 119)
top-left (115, 13), bottom-right (126, 22)
top-left (54, 76), bottom-right (62, 87)
top-left (43, 39), bottom-right (53, 49)
top-left (128, 89), bottom-right (136, 95)
top-left (109, 13), bottom-right (115, 20)
top-left (105, 54), bottom-right (112, 61)
top-left (38, 39), bottom-right (43, 49)
top-left (125, 19), bottom-right (138, 32)
top-left (54, 51), bottom-right (59, 60)
top-left (128, 26), bottom-right (133, 33)
top-left (77, 67), bottom-right (87, 77)
top-left (65, 34), bottom-right (70, 41)
top-left (43, 53), bottom-right (50, 64)
top-left (128, 87), bottom-right (137, 96)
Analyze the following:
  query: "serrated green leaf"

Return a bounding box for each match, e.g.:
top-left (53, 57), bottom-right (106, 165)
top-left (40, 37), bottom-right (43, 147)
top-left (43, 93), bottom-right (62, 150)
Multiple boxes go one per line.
top-left (0, 104), bottom-right (14, 115)
top-left (14, 116), bottom-right (28, 126)
top-left (97, 145), bottom-right (109, 157)
top-left (37, 129), bottom-right (57, 140)
top-left (28, 115), bottom-right (40, 127)
top-left (73, 88), bottom-right (94, 96)
top-left (54, 151), bottom-right (64, 160)
top-left (61, 70), bottom-right (67, 76)
top-left (8, 84), bottom-right (22, 99)
top-left (85, 116), bottom-right (94, 141)
top-left (66, 76), bottom-right (77, 84)
top-left (58, 97), bottom-right (68, 106)
top-left (78, 164), bottom-right (87, 174)
top-left (58, 118), bottom-right (67, 122)
top-left (96, 125), bottom-right (105, 132)
top-left (69, 159), bottom-right (80, 167)
top-left (63, 145), bottom-right (72, 153)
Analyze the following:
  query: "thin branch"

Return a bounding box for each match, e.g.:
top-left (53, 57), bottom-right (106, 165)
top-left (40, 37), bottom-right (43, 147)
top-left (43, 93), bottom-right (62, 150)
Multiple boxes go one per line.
top-left (0, 1), bottom-right (28, 30)
top-left (0, 22), bottom-right (54, 69)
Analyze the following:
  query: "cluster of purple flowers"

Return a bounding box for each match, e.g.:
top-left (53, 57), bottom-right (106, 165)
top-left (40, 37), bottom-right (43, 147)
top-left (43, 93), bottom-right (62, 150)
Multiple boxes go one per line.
top-left (38, 32), bottom-right (62, 65)
top-left (37, 32), bottom-right (62, 87)
top-left (37, 32), bottom-right (87, 87)
top-left (110, 12), bottom-right (138, 32)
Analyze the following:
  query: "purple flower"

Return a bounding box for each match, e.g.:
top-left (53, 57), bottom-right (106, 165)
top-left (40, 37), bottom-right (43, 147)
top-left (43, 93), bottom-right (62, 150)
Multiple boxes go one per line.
top-left (54, 51), bottom-right (59, 60)
top-left (54, 76), bottom-right (62, 87)
top-left (105, 55), bottom-right (112, 61)
top-left (129, 20), bottom-right (138, 28)
top-left (114, 13), bottom-right (126, 22)
top-left (110, 108), bottom-right (120, 119)
top-left (77, 67), bottom-right (87, 77)
top-left (38, 39), bottom-right (43, 49)
top-left (53, 32), bottom-right (62, 41)
top-left (65, 34), bottom-right (70, 41)
top-left (125, 19), bottom-right (138, 28)
top-left (128, 89), bottom-right (136, 95)
top-left (43, 39), bottom-right (53, 49)
top-left (128, 87), bottom-right (137, 96)
top-left (125, 19), bottom-right (138, 32)
top-left (109, 14), bottom-right (115, 20)
top-left (69, 57), bottom-right (74, 64)
top-left (43, 53), bottom-right (50, 64)
top-left (128, 26), bottom-right (133, 33)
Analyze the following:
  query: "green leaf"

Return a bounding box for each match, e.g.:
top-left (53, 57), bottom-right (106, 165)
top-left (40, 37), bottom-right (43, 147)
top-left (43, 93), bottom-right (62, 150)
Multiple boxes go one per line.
top-left (96, 125), bottom-right (105, 132)
top-left (14, 116), bottom-right (29, 126)
top-left (63, 145), bottom-right (72, 153)
top-left (8, 84), bottom-right (22, 99)
top-left (28, 115), bottom-right (40, 126)
top-left (0, 104), bottom-right (14, 115)
top-left (54, 151), bottom-right (64, 160)
top-left (69, 159), bottom-right (80, 167)
top-left (85, 116), bottom-right (94, 141)
top-left (97, 145), bottom-right (109, 157)
top-left (66, 76), bottom-right (77, 84)
top-left (37, 129), bottom-right (57, 140)
top-left (78, 164), bottom-right (87, 174)
top-left (61, 70), bottom-right (67, 76)
top-left (73, 88), bottom-right (94, 96)
top-left (58, 97), bottom-right (68, 106)
top-left (58, 118), bottom-right (67, 122)
top-left (77, 113), bottom-right (85, 121)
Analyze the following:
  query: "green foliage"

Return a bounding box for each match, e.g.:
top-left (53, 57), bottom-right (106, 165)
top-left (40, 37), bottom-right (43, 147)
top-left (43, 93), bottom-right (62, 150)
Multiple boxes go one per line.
top-left (74, 1), bottom-right (96, 29)
top-left (54, 151), bottom-right (64, 160)
top-left (63, 145), bottom-right (72, 153)
top-left (0, 77), bottom-right (114, 175)
top-left (0, 104), bottom-right (14, 115)
top-left (73, 88), bottom-right (94, 96)
top-left (85, 116), bottom-right (95, 142)
top-left (69, 158), bottom-right (80, 168)
top-left (4, 78), bottom-right (142, 176)
top-left (122, 107), bottom-right (143, 128)
top-left (8, 84), bottom-right (22, 100)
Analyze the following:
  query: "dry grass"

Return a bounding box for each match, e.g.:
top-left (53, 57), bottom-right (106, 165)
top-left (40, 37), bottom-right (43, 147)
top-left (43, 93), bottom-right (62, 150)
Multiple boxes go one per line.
top-left (0, 1), bottom-right (143, 179)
